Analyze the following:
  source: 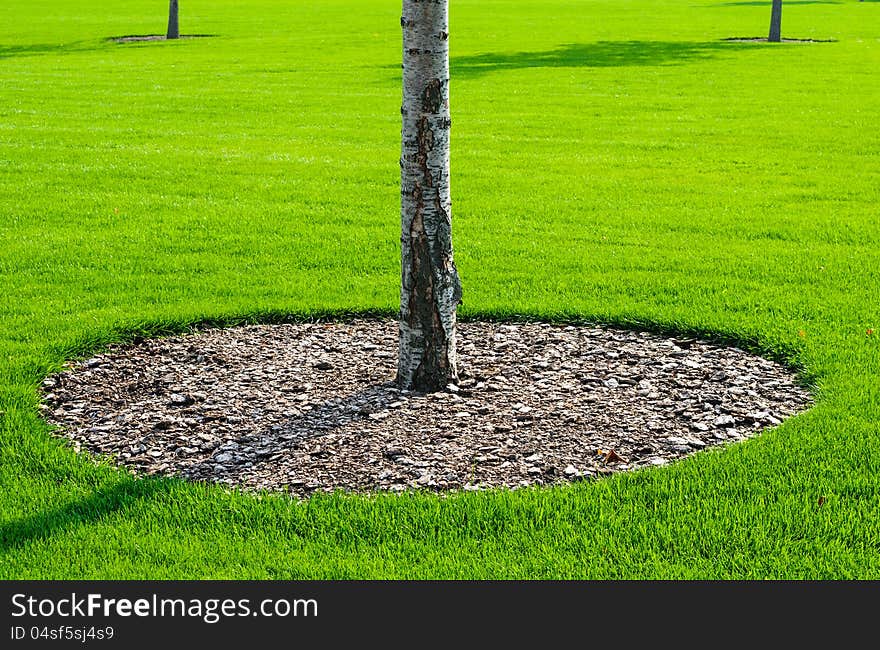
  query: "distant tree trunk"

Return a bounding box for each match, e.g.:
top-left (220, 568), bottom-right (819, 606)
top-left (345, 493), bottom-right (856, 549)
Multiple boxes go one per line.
top-left (167, 0), bottom-right (180, 40)
top-left (397, 0), bottom-right (462, 392)
top-left (768, 0), bottom-right (782, 42)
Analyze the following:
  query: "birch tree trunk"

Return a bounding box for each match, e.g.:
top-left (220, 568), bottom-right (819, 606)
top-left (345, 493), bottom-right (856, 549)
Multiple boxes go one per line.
top-left (397, 0), bottom-right (462, 392)
top-left (768, 0), bottom-right (782, 42)
top-left (167, 0), bottom-right (180, 40)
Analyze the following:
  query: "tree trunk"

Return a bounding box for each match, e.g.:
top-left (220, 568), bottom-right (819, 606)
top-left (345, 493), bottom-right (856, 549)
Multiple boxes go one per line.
top-left (397, 0), bottom-right (462, 392)
top-left (167, 0), bottom-right (180, 40)
top-left (768, 0), bottom-right (782, 42)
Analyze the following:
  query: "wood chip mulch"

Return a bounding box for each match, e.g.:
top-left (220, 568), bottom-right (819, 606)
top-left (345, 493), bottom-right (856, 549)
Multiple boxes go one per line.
top-left (722, 37), bottom-right (835, 43)
top-left (40, 319), bottom-right (813, 498)
top-left (110, 35), bottom-right (214, 43)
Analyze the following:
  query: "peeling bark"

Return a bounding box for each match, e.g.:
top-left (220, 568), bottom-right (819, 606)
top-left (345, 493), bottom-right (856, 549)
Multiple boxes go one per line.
top-left (768, 0), bottom-right (782, 43)
top-left (167, 0), bottom-right (180, 40)
top-left (398, 0), bottom-right (462, 392)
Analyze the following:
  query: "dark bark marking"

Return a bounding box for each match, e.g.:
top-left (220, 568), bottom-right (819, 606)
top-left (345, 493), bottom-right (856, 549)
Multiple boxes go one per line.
top-left (406, 186), bottom-right (450, 392)
top-left (421, 79), bottom-right (443, 113)
top-left (416, 115), bottom-right (434, 188)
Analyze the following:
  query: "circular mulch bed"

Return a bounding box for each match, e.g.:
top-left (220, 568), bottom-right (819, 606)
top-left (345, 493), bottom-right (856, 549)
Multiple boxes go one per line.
top-left (40, 319), bottom-right (812, 498)
top-left (110, 34), bottom-right (215, 44)
top-left (722, 37), bottom-right (835, 43)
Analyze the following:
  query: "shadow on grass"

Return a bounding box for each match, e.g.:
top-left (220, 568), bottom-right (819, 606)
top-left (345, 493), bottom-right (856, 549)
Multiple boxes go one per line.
top-left (0, 477), bottom-right (172, 551)
top-left (0, 41), bottom-right (104, 60)
top-left (451, 40), bottom-right (749, 78)
top-left (0, 35), bottom-right (217, 60)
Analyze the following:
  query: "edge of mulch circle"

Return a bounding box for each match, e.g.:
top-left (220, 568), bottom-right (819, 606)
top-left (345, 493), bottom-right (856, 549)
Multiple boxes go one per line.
top-left (110, 35), bottom-right (217, 44)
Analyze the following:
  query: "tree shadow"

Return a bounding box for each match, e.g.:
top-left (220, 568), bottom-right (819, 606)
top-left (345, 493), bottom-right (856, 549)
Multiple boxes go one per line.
top-left (0, 35), bottom-right (217, 60)
top-left (451, 40), bottom-right (749, 78)
top-left (0, 477), bottom-right (172, 551)
top-left (0, 41), bottom-right (104, 60)
top-left (180, 382), bottom-right (403, 488)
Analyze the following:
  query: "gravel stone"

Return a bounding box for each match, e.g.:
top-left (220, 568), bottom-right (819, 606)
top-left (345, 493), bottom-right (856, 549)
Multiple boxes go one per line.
top-left (169, 393), bottom-right (195, 407)
top-left (714, 414), bottom-right (737, 427)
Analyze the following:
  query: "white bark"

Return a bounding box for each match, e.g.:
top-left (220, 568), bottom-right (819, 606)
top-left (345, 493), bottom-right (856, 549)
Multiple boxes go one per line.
top-left (397, 0), bottom-right (462, 392)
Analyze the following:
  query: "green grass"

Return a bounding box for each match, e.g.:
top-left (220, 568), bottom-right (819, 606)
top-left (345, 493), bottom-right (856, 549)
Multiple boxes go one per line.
top-left (2, 0), bottom-right (880, 578)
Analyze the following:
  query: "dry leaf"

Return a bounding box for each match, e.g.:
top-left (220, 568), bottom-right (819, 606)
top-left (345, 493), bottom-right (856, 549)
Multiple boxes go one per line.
top-left (604, 449), bottom-right (623, 463)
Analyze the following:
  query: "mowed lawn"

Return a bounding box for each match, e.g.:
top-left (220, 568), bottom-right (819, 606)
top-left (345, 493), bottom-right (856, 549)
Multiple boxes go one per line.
top-left (2, 0), bottom-right (879, 578)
